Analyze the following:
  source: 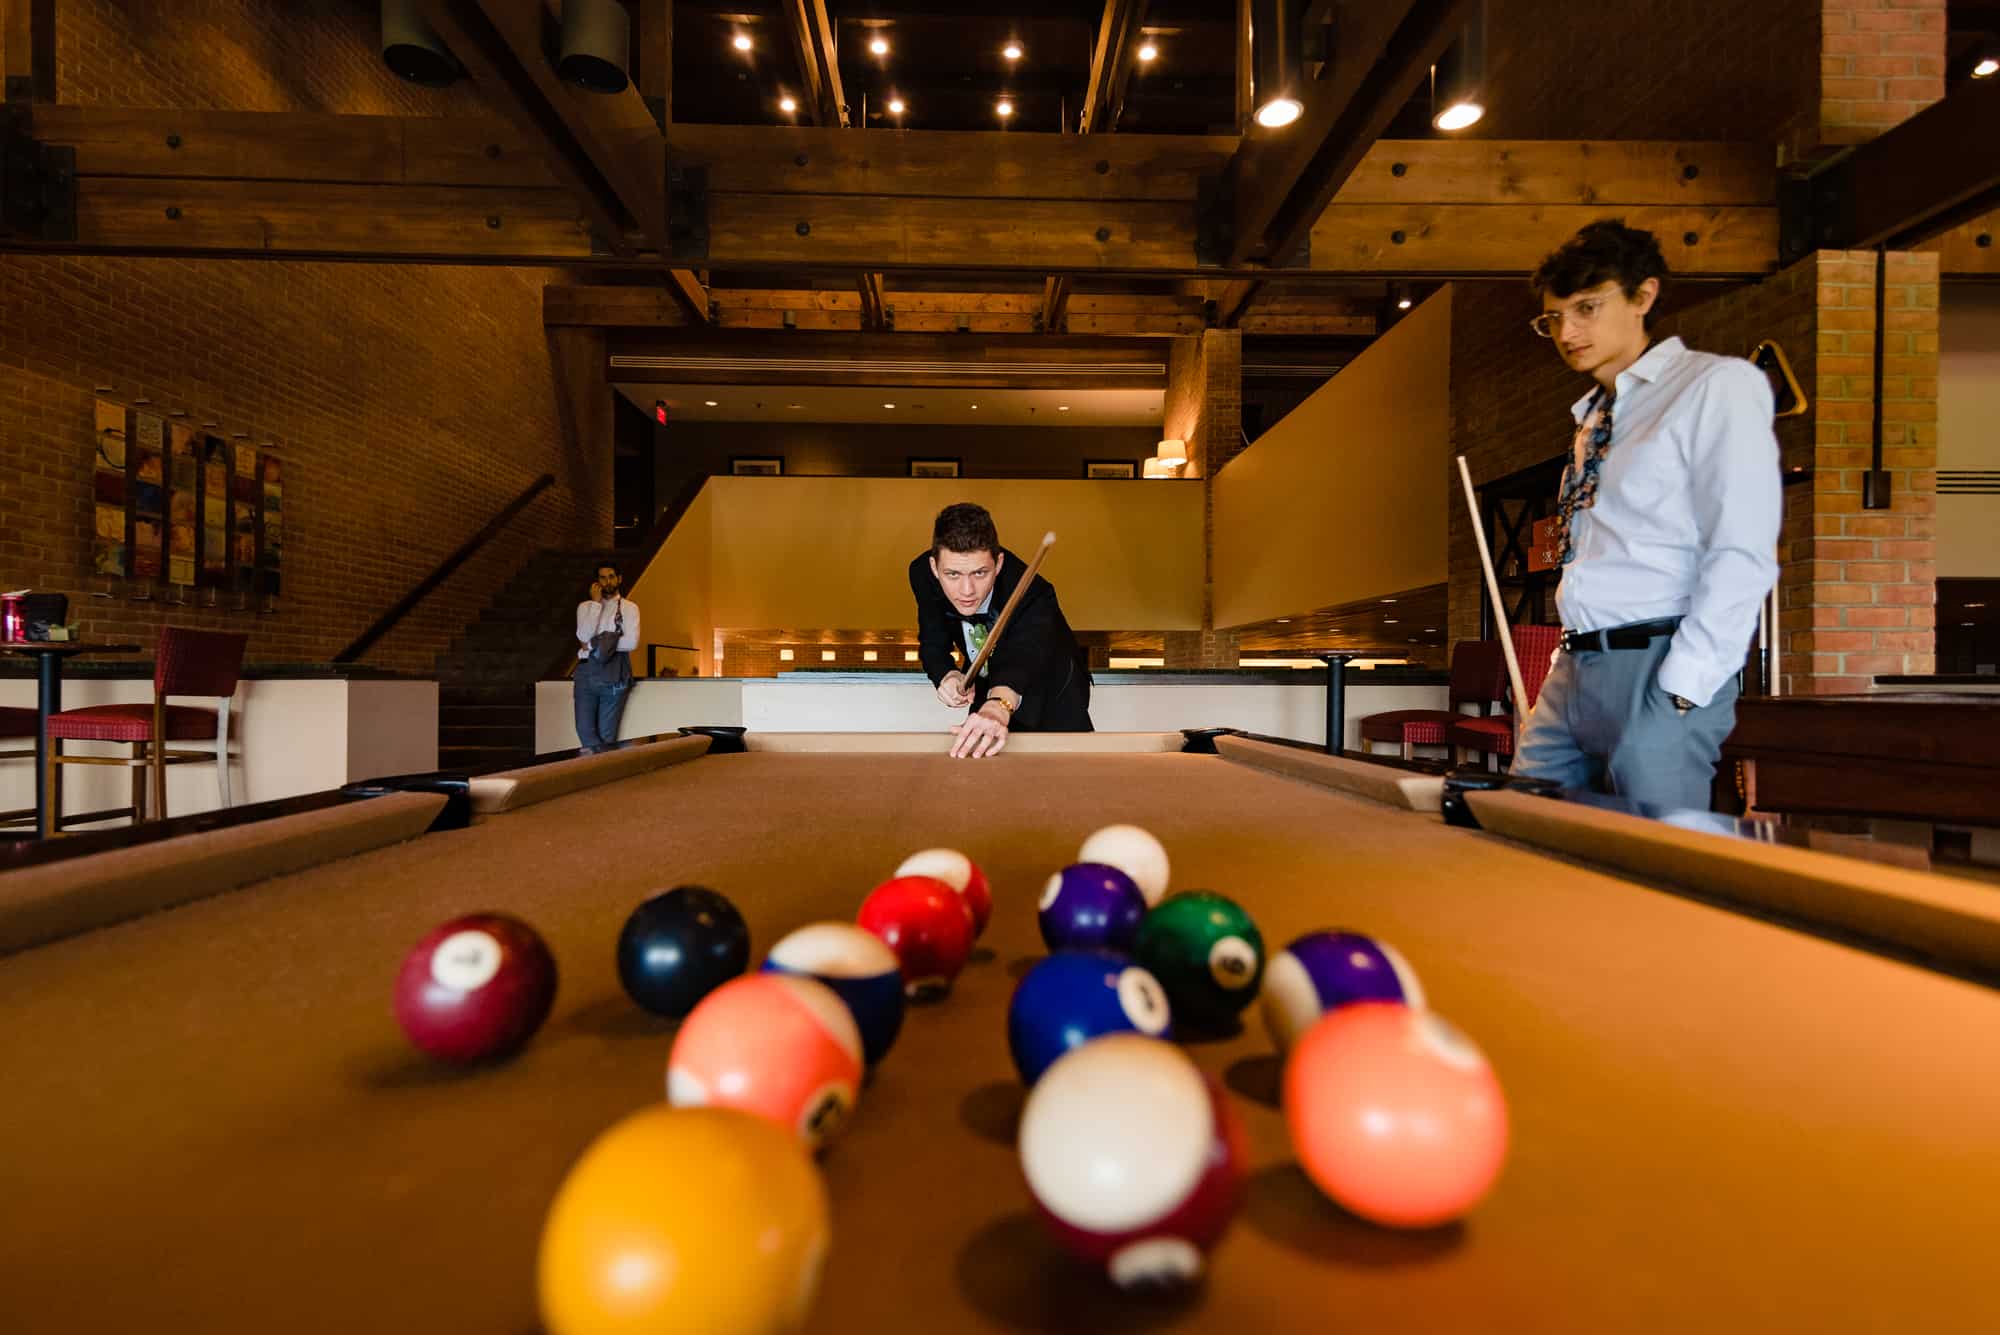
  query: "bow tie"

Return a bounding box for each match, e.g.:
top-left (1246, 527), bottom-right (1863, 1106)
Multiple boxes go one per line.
top-left (961, 610), bottom-right (995, 628)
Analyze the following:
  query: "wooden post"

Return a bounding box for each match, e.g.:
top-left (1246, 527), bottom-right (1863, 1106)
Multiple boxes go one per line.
top-left (635, 0), bottom-right (671, 129)
top-left (3, 0), bottom-right (57, 104)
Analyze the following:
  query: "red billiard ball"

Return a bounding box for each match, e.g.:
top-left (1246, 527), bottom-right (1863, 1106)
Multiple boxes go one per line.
top-left (857, 875), bottom-right (975, 999)
top-left (894, 848), bottom-right (992, 938)
top-left (393, 912), bottom-right (557, 1063)
top-left (1284, 1001), bottom-right (1508, 1228)
top-left (1018, 1034), bottom-right (1246, 1288)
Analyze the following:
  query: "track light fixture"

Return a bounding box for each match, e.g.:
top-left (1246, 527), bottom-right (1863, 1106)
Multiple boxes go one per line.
top-left (558, 0), bottom-right (632, 94)
top-left (380, 0), bottom-right (460, 88)
top-left (1249, 0), bottom-right (1302, 129)
top-left (1431, 1), bottom-right (1487, 131)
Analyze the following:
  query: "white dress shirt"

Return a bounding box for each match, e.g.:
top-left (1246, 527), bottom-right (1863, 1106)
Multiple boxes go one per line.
top-left (1556, 336), bottom-right (1780, 707)
top-left (575, 596), bottom-right (640, 660)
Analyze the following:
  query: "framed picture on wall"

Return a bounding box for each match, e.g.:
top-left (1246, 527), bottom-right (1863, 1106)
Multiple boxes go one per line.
top-left (731, 456), bottom-right (784, 476)
top-left (1084, 459), bottom-right (1138, 479)
top-left (908, 457), bottom-right (961, 479)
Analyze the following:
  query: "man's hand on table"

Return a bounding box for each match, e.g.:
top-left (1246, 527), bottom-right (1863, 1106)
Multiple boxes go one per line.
top-left (950, 700), bottom-right (1011, 759)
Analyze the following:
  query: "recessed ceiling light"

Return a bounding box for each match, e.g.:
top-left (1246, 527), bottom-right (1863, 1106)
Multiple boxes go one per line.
top-left (1397, 297), bottom-right (1413, 310)
top-left (1137, 42), bottom-right (1158, 62)
top-left (996, 98), bottom-right (1014, 118)
top-left (1974, 56), bottom-right (1999, 78)
top-left (732, 32), bottom-right (752, 52)
top-left (778, 95), bottom-right (796, 113)
top-left (882, 402), bottom-right (896, 409)
top-left (1963, 621), bottom-right (1976, 626)
top-left (704, 399), bottom-right (718, 406)
top-left (1003, 42), bottom-right (1023, 61)
top-left (1433, 101), bottom-right (1484, 131)
top-left (869, 36), bottom-right (890, 56)
top-left (1425, 627), bottom-right (1438, 632)
top-left (1384, 618), bottom-right (1399, 624)
top-left (887, 96), bottom-right (906, 114)
top-left (1380, 598), bottom-right (1398, 604)
top-left (1966, 602), bottom-right (1988, 609)
top-left (969, 403), bottom-right (978, 410)
top-left (1276, 618), bottom-right (1291, 624)
top-left (1058, 404), bottom-right (1070, 412)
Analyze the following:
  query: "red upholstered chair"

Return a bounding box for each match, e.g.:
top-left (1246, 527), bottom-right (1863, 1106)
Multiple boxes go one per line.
top-left (1451, 624), bottom-right (1565, 766)
top-left (1358, 641), bottom-right (1506, 761)
top-left (46, 628), bottom-right (247, 826)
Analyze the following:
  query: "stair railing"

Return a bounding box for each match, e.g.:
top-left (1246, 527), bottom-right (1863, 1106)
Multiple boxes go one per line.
top-left (335, 474), bottom-right (555, 664)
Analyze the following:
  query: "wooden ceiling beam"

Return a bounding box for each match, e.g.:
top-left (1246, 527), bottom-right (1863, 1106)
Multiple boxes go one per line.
top-left (1797, 72), bottom-right (2000, 255)
top-left (605, 330), bottom-right (1171, 389)
top-left (857, 271), bottom-right (888, 329)
top-left (778, 0), bottom-right (848, 128)
top-left (1923, 209), bottom-right (1998, 276)
top-left (1212, 278), bottom-right (1262, 327)
top-left (1041, 276), bottom-right (1073, 332)
top-left (1079, 0), bottom-right (1150, 134)
top-left (413, 0), bottom-right (707, 320)
top-left (1218, 0), bottom-right (1474, 267)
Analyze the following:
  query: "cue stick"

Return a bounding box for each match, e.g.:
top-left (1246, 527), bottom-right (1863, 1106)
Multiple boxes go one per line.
top-left (960, 531), bottom-right (1057, 690)
top-left (1456, 456), bottom-right (1530, 754)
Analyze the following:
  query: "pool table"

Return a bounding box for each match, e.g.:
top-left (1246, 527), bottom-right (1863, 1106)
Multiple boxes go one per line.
top-left (1, 731), bottom-right (1994, 1334)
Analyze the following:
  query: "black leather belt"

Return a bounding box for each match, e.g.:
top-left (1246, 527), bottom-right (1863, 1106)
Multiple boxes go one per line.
top-left (1559, 617), bottom-right (1683, 653)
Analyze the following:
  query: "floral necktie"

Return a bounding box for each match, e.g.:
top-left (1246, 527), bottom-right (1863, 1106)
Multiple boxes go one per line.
top-left (1551, 388), bottom-right (1614, 567)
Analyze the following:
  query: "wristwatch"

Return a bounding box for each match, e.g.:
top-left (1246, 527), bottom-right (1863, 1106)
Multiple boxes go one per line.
top-left (1668, 693), bottom-right (1695, 714)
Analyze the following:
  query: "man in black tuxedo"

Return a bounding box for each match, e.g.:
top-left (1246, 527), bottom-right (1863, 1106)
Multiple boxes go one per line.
top-left (909, 503), bottom-right (1093, 758)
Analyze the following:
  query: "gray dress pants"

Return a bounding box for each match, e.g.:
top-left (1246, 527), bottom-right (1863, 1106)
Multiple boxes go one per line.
top-left (1513, 636), bottom-right (1738, 812)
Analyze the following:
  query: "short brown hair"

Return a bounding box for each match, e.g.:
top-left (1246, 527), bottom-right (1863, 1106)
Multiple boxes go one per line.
top-left (932, 503), bottom-right (999, 559)
top-left (1530, 218), bottom-right (1669, 320)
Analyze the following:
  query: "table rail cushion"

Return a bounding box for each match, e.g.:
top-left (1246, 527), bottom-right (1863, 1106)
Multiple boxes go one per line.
top-left (0, 791), bottom-right (446, 955)
top-left (1465, 788), bottom-right (2000, 979)
top-left (1215, 735), bottom-right (1445, 811)
top-left (738, 731), bottom-right (1188, 753)
top-left (468, 734), bottom-right (711, 814)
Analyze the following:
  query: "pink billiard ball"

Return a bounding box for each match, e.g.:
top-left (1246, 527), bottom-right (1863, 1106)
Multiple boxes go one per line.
top-left (393, 912), bottom-right (558, 1064)
top-left (1018, 1034), bottom-right (1246, 1289)
top-left (894, 848), bottom-right (992, 938)
top-left (667, 973), bottom-right (864, 1151)
top-left (857, 875), bottom-right (975, 999)
top-left (1283, 1001), bottom-right (1508, 1228)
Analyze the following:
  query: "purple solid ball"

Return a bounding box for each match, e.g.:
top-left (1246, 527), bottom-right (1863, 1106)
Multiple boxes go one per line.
top-left (1038, 862), bottom-right (1148, 952)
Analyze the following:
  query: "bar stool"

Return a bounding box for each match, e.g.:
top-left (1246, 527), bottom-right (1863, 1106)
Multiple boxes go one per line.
top-left (45, 628), bottom-right (247, 826)
top-left (1358, 640), bottom-right (1505, 761)
top-left (1451, 624), bottom-right (1564, 767)
top-left (0, 705), bottom-right (38, 827)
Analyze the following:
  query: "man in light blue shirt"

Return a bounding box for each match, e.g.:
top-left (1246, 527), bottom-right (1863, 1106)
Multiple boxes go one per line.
top-left (1512, 220), bottom-right (1781, 810)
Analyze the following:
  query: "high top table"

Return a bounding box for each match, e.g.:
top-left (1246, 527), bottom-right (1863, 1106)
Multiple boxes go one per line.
top-left (0, 641), bottom-right (141, 837)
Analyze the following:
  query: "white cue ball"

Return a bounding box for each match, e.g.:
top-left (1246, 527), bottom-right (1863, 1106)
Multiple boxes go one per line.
top-left (1078, 824), bottom-right (1169, 907)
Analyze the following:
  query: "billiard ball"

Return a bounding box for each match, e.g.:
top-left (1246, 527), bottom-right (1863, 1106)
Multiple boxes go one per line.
top-left (857, 875), bottom-right (976, 999)
top-left (1132, 890), bottom-right (1265, 1030)
top-left (538, 1105), bottom-right (830, 1335)
top-left (616, 885), bottom-right (750, 1018)
top-left (1038, 863), bottom-right (1147, 953)
top-left (393, 912), bottom-right (557, 1064)
top-left (1262, 929), bottom-right (1426, 1053)
top-left (894, 848), bottom-right (992, 938)
top-left (667, 974), bottom-right (864, 1150)
top-left (1018, 1033), bottom-right (1246, 1288)
top-left (1007, 951), bottom-right (1172, 1085)
top-left (763, 922), bottom-right (905, 1067)
top-left (1077, 823), bottom-right (1169, 906)
top-left (1284, 1001), bottom-right (1508, 1228)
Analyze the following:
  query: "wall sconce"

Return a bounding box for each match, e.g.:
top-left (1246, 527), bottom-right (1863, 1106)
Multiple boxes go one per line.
top-left (380, 0), bottom-right (460, 87)
top-left (559, 0), bottom-right (633, 94)
top-left (1155, 438), bottom-right (1189, 471)
top-left (1142, 457), bottom-right (1173, 478)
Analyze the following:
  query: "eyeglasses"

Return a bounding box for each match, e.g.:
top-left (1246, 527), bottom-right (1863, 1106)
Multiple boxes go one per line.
top-left (1530, 295), bottom-right (1611, 338)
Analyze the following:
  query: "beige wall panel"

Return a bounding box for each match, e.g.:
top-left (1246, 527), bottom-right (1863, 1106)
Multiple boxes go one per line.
top-left (1939, 285), bottom-right (2000, 578)
top-left (1212, 291), bottom-right (1453, 628)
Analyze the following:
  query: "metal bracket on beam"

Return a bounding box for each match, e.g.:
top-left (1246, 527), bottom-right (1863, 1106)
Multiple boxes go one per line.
top-left (1776, 169), bottom-right (1843, 269)
top-left (0, 115), bottom-right (75, 243)
top-left (668, 164), bottom-right (708, 263)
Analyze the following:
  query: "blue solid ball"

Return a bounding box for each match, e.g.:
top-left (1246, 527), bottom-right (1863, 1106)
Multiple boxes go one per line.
top-left (1007, 950), bottom-right (1172, 1085)
top-left (763, 921), bottom-right (906, 1066)
top-left (1037, 862), bottom-right (1147, 953)
top-left (1260, 929), bottom-right (1425, 1052)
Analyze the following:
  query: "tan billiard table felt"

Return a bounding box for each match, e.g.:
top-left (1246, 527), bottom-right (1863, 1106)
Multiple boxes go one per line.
top-left (1, 748), bottom-right (1995, 1334)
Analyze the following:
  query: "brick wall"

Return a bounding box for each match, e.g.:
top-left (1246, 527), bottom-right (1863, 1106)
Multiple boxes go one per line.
top-left (0, 2), bottom-right (605, 672)
top-left (1785, 250), bottom-right (1939, 688)
top-left (1819, 0), bottom-right (1947, 147)
top-left (1473, 0), bottom-right (1822, 160)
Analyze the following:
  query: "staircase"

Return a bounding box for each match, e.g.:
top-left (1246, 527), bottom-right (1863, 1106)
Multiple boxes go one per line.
top-left (435, 547), bottom-right (619, 771)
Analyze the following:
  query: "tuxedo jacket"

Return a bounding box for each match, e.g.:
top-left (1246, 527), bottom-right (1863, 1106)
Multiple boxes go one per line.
top-left (908, 547), bottom-right (1092, 732)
